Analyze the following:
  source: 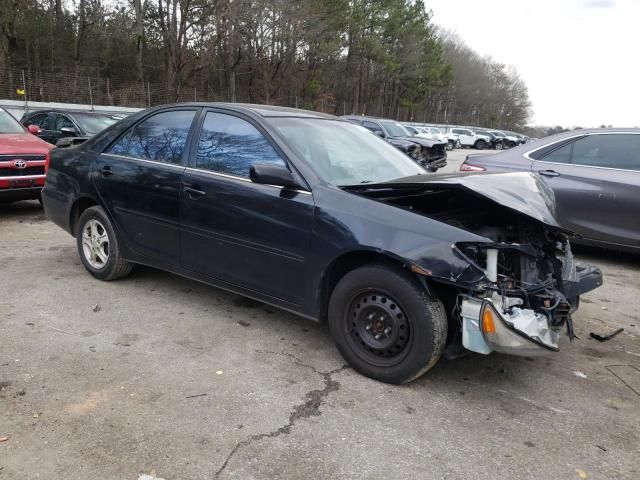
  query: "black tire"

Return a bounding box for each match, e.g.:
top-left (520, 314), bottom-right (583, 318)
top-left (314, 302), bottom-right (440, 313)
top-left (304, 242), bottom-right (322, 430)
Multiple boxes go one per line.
top-left (507, 141), bottom-right (516, 149)
top-left (446, 140), bottom-right (454, 151)
top-left (328, 264), bottom-right (447, 384)
top-left (76, 206), bottom-right (133, 281)
top-left (474, 139), bottom-right (487, 150)
top-left (455, 140), bottom-right (462, 149)
top-left (495, 142), bottom-right (503, 150)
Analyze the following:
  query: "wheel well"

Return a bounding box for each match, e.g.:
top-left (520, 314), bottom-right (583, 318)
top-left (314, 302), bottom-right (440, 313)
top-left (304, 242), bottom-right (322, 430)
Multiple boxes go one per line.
top-left (317, 251), bottom-right (408, 322)
top-left (69, 197), bottom-right (98, 236)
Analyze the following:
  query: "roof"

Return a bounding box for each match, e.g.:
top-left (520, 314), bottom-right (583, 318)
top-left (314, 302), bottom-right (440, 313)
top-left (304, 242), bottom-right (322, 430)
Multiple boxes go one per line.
top-left (24, 109), bottom-right (123, 117)
top-left (146, 102), bottom-right (337, 119)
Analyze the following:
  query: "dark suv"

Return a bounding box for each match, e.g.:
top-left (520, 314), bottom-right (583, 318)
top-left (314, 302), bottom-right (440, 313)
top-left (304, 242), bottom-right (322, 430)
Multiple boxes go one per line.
top-left (21, 110), bottom-right (124, 146)
top-left (343, 116), bottom-right (447, 172)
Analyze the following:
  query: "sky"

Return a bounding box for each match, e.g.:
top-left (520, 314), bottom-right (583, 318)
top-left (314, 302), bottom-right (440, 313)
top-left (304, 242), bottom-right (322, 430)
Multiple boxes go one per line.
top-left (427, 0), bottom-right (640, 127)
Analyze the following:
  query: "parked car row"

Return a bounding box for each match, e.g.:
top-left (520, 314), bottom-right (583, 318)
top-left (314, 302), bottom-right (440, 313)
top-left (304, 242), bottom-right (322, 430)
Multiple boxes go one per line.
top-left (405, 122), bottom-right (531, 151)
top-left (342, 116), bottom-right (447, 172)
top-left (0, 107), bottom-right (130, 203)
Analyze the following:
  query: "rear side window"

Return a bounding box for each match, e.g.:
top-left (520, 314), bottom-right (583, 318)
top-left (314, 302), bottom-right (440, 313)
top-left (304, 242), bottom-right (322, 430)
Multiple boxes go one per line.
top-left (25, 113), bottom-right (50, 130)
top-left (571, 134), bottom-right (640, 170)
top-left (195, 112), bottom-right (284, 177)
top-left (108, 110), bottom-right (196, 164)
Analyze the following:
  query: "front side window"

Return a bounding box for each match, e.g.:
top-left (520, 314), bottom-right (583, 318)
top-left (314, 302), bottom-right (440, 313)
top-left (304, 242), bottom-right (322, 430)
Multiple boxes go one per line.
top-left (53, 114), bottom-right (75, 131)
top-left (571, 134), bottom-right (640, 170)
top-left (380, 121), bottom-right (409, 137)
top-left (362, 121), bottom-right (384, 135)
top-left (196, 112), bottom-right (284, 177)
top-left (108, 110), bottom-right (196, 164)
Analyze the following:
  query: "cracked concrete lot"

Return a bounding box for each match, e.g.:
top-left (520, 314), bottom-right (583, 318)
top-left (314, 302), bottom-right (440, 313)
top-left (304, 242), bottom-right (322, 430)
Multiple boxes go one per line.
top-left (1, 201), bottom-right (639, 480)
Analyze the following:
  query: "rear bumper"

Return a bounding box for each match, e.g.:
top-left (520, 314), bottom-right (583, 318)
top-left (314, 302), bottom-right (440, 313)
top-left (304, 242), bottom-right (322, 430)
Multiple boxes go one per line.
top-left (0, 186), bottom-right (42, 203)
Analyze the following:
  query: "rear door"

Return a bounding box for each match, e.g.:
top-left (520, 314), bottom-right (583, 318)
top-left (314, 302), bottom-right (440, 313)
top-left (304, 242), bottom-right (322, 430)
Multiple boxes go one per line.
top-left (95, 108), bottom-right (198, 266)
top-left (179, 109), bottom-right (314, 303)
top-left (531, 133), bottom-right (640, 247)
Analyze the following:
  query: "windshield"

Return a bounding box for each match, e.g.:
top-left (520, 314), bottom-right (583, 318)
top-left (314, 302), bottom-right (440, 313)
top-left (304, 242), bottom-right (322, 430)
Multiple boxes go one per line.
top-left (380, 121), bottom-right (409, 137)
top-left (271, 118), bottom-right (425, 186)
top-left (73, 113), bottom-right (123, 134)
top-left (0, 109), bottom-right (25, 134)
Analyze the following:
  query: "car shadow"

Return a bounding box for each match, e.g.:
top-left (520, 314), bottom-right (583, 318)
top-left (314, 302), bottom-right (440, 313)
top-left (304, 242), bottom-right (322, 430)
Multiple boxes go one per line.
top-left (0, 200), bottom-right (45, 221)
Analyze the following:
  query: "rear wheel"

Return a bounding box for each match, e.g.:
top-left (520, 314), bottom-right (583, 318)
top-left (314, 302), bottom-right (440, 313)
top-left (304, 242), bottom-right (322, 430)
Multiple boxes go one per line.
top-left (76, 206), bottom-right (133, 281)
top-left (328, 264), bottom-right (447, 384)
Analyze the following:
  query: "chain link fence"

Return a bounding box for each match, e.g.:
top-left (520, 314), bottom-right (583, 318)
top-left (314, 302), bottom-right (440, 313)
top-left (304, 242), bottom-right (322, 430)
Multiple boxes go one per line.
top-left (0, 66), bottom-right (246, 109)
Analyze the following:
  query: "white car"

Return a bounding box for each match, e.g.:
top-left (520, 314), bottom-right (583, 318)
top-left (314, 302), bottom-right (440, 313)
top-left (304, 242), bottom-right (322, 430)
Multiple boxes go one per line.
top-left (448, 127), bottom-right (492, 150)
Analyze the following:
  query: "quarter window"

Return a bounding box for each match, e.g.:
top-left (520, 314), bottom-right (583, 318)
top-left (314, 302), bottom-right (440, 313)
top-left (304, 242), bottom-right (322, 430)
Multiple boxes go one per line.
top-left (195, 112), bottom-right (284, 177)
top-left (540, 142), bottom-right (573, 164)
top-left (108, 110), bottom-right (196, 164)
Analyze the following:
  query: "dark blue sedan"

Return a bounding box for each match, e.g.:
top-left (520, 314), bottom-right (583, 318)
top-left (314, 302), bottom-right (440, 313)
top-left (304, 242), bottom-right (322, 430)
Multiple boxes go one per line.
top-left (42, 103), bottom-right (602, 384)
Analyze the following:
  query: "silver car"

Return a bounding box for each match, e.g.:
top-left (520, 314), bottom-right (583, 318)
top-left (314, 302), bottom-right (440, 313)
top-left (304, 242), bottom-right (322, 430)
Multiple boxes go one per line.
top-left (460, 128), bottom-right (640, 252)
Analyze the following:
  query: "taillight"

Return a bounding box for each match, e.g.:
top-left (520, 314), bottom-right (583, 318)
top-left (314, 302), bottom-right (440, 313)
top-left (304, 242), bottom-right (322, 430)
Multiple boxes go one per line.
top-left (459, 163), bottom-right (486, 172)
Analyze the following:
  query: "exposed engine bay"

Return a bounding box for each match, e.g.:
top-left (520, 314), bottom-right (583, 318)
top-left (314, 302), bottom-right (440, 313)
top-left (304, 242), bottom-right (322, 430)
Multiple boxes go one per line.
top-left (344, 173), bottom-right (603, 356)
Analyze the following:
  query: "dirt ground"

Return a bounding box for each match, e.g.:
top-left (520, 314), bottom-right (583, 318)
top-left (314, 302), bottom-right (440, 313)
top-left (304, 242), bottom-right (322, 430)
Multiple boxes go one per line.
top-left (1, 200), bottom-right (639, 480)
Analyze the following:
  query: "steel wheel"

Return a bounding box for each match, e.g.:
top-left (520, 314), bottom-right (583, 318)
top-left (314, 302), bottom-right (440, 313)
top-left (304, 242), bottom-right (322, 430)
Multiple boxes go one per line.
top-left (345, 291), bottom-right (411, 367)
top-left (81, 219), bottom-right (109, 269)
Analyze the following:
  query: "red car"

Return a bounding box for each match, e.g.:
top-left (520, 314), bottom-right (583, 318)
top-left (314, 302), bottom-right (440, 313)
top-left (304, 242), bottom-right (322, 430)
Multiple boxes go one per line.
top-left (0, 107), bottom-right (53, 203)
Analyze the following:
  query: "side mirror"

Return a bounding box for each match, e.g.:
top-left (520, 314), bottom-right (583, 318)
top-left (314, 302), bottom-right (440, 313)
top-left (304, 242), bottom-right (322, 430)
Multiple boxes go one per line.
top-left (27, 124), bottom-right (41, 135)
top-left (60, 126), bottom-right (78, 135)
top-left (250, 163), bottom-right (303, 190)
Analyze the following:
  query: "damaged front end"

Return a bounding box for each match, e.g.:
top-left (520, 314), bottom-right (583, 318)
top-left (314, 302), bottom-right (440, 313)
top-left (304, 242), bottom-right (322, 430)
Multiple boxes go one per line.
top-left (455, 239), bottom-right (600, 356)
top-left (346, 172), bottom-right (603, 357)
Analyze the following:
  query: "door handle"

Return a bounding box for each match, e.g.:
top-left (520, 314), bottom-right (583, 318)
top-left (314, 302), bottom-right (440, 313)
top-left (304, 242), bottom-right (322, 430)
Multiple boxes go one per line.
top-left (183, 184), bottom-right (207, 199)
top-left (98, 166), bottom-right (113, 176)
top-left (538, 169), bottom-right (560, 177)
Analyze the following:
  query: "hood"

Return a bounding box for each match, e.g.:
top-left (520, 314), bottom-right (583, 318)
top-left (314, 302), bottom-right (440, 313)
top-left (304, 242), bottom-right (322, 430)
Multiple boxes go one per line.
top-left (390, 135), bottom-right (444, 149)
top-left (0, 133), bottom-right (53, 155)
top-left (349, 172), bottom-right (563, 230)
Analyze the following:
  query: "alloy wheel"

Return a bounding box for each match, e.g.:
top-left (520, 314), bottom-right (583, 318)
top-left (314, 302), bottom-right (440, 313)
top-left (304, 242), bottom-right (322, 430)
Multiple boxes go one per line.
top-left (81, 219), bottom-right (109, 269)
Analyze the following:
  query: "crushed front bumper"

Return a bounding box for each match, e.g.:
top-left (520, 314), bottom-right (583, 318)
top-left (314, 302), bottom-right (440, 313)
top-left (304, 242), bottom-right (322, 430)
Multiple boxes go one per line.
top-left (461, 264), bottom-right (603, 356)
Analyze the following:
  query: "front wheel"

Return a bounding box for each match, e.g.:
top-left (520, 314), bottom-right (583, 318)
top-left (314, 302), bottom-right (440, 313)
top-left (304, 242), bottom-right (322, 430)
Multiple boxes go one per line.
top-left (446, 140), bottom-right (454, 151)
top-left (495, 142), bottom-right (504, 150)
top-left (328, 264), bottom-right (448, 384)
top-left (474, 139), bottom-right (487, 150)
top-left (76, 206), bottom-right (133, 281)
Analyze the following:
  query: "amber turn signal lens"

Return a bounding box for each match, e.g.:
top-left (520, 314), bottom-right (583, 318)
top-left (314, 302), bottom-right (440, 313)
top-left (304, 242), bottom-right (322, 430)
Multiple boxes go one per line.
top-left (481, 308), bottom-right (496, 334)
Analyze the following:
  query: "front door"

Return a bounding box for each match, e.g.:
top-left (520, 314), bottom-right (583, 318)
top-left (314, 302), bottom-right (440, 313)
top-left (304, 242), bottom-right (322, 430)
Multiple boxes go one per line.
top-left (180, 110), bottom-right (314, 304)
top-left (532, 133), bottom-right (640, 247)
top-left (94, 109), bottom-right (198, 265)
